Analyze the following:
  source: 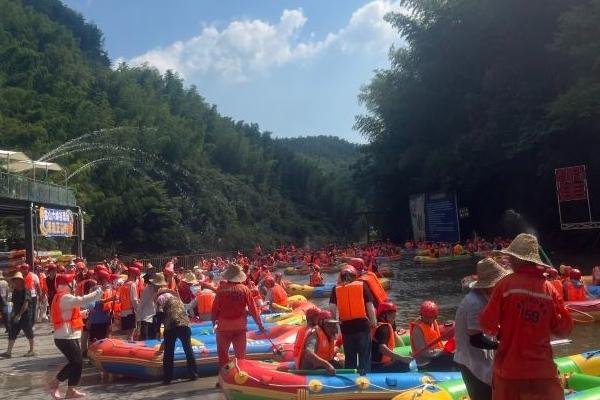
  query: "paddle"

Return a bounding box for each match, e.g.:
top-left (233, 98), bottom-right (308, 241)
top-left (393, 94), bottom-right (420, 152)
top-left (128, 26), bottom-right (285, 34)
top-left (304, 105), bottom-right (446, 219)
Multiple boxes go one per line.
top-left (539, 245), bottom-right (554, 267)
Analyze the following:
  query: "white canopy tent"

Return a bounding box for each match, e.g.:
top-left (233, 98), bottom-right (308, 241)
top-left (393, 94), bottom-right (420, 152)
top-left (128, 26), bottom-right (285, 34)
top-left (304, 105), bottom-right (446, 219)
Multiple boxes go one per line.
top-left (0, 150), bottom-right (64, 180)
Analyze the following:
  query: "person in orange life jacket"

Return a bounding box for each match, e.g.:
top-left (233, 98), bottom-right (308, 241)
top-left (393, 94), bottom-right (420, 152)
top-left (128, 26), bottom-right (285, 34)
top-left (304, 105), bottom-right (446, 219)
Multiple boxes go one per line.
top-left (329, 265), bottom-right (377, 375)
top-left (293, 308), bottom-right (322, 368)
top-left (295, 309), bottom-right (340, 374)
top-left (350, 258), bottom-right (387, 307)
top-left (212, 263), bottom-right (265, 369)
top-left (264, 276), bottom-right (289, 308)
top-left (1, 272), bottom-right (35, 358)
top-left (87, 269), bottom-right (117, 344)
top-left (309, 265), bottom-right (324, 287)
top-left (36, 264), bottom-right (49, 323)
top-left (546, 268), bottom-right (564, 302)
top-left (118, 266), bottom-right (141, 341)
top-left (20, 264), bottom-right (40, 329)
top-left (371, 302), bottom-right (413, 372)
top-left (186, 272), bottom-right (216, 321)
top-left (563, 268), bottom-right (588, 302)
top-left (410, 300), bottom-right (455, 371)
top-left (163, 260), bottom-right (179, 295)
top-left (480, 234), bottom-right (573, 400)
top-left (560, 264), bottom-right (572, 283)
top-left (454, 258), bottom-right (510, 400)
top-left (49, 273), bottom-right (103, 400)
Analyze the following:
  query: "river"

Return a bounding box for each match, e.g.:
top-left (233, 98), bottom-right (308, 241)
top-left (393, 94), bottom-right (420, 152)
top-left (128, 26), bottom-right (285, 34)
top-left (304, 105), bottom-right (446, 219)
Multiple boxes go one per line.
top-left (289, 257), bottom-right (599, 358)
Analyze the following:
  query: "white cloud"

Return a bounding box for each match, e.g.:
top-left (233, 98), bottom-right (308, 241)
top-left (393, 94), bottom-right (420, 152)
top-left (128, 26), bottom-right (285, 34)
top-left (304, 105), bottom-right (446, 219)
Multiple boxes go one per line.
top-left (118, 1), bottom-right (405, 83)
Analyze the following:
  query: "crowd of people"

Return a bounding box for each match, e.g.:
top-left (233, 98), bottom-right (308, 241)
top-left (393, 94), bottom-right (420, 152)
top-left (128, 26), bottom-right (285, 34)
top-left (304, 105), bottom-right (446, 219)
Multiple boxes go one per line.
top-left (0, 235), bottom-right (580, 399)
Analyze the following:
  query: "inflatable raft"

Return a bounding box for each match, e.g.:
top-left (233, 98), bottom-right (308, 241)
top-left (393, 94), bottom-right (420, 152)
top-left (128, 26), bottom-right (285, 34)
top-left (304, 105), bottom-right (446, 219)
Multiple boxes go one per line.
top-left (285, 278), bottom-right (391, 299)
top-left (565, 299), bottom-right (600, 323)
top-left (414, 254), bottom-right (472, 264)
top-left (220, 358), bottom-right (462, 400)
top-left (88, 325), bottom-right (299, 380)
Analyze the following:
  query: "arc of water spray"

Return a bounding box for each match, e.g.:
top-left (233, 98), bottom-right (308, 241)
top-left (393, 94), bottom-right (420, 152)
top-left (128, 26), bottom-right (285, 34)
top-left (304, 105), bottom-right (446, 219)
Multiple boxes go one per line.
top-left (66, 157), bottom-right (134, 181)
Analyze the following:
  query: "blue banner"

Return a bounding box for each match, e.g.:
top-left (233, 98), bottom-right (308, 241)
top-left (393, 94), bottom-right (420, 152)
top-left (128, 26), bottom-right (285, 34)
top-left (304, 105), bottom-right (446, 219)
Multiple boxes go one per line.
top-left (424, 192), bottom-right (460, 243)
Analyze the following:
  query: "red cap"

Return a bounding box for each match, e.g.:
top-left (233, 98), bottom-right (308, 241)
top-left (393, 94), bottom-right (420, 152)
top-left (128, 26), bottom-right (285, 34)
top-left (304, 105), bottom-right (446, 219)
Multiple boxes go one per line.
top-left (348, 258), bottom-right (366, 271)
top-left (317, 309), bottom-right (332, 321)
top-left (55, 273), bottom-right (76, 286)
top-left (96, 269), bottom-right (111, 281)
top-left (377, 302), bottom-right (397, 317)
top-left (109, 273), bottom-right (120, 282)
top-left (305, 307), bottom-right (321, 320)
top-left (339, 265), bottom-right (358, 279)
top-left (75, 261), bottom-right (86, 270)
top-left (420, 300), bottom-right (439, 319)
top-left (132, 261), bottom-right (144, 270)
top-left (46, 262), bottom-right (57, 271)
top-left (127, 267), bottom-right (141, 277)
top-left (264, 276), bottom-right (275, 287)
top-left (19, 263), bottom-right (30, 271)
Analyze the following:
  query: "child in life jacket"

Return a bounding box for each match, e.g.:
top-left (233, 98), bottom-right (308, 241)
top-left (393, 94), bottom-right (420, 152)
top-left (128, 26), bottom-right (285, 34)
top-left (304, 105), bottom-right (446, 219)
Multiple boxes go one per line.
top-left (309, 265), bottom-right (324, 287)
top-left (563, 268), bottom-right (588, 302)
top-left (371, 302), bottom-right (413, 372)
top-left (410, 300), bottom-right (455, 371)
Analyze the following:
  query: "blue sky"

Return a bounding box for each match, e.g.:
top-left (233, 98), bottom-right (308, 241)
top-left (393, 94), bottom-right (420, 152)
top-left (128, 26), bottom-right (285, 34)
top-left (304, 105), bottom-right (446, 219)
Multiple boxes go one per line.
top-left (63, 0), bottom-right (404, 143)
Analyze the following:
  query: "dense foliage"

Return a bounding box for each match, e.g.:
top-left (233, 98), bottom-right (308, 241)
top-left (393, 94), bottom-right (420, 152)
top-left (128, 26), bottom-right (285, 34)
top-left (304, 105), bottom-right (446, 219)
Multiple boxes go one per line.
top-left (356, 0), bottom-right (600, 247)
top-left (0, 0), bottom-right (361, 258)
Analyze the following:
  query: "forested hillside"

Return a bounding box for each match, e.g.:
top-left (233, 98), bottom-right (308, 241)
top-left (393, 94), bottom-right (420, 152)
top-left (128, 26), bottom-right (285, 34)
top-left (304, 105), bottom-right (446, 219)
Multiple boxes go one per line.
top-left (0, 0), bottom-right (361, 257)
top-left (356, 0), bottom-right (600, 247)
top-left (276, 136), bottom-right (359, 175)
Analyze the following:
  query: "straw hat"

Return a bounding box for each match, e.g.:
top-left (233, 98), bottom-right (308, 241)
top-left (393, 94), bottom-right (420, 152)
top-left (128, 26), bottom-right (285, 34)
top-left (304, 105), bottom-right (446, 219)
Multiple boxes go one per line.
top-left (498, 233), bottom-right (549, 268)
top-left (472, 258), bottom-right (511, 289)
top-left (221, 263), bottom-right (246, 283)
top-left (149, 272), bottom-right (167, 286)
top-left (10, 271), bottom-right (24, 281)
top-left (181, 271), bottom-right (198, 285)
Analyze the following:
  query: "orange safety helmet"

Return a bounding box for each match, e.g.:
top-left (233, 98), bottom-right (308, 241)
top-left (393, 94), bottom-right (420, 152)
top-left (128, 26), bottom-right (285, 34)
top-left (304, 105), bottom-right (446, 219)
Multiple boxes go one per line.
top-left (305, 307), bottom-right (321, 321)
top-left (264, 276), bottom-right (275, 288)
top-left (348, 258), bottom-right (366, 271)
top-left (570, 268), bottom-right (582, 281)
top-left (377, 302), bottom-right (397, 317)
top-left (420, 300), bottom-right (439, 319)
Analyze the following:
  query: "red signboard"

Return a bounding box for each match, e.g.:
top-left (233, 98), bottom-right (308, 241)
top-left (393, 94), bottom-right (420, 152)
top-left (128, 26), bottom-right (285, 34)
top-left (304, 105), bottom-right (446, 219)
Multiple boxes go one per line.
top-left (555, 165), bottom-right (588, 202)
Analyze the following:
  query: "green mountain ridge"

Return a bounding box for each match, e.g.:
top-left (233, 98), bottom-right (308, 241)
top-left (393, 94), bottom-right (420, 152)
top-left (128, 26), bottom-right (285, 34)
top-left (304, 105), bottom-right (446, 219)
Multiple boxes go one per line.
top-left (0, 0), bottom-right (361, 258)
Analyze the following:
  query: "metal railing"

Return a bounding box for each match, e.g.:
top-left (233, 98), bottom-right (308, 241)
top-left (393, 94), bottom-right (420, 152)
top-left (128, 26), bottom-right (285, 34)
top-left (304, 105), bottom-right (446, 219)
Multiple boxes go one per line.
top-left (0, 171), bottom-right (76, 206)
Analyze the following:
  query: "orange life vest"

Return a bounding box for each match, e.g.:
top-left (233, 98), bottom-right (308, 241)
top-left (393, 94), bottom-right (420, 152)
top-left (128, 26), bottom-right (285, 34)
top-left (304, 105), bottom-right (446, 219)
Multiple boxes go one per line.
top-left (358, 272), bottom-right (387, 305)
top-left (564, 280), bottom-right (586, 302)
top-left (294, 326), bottom-right (335, 369)
top-left (24, 272), bottom-right (34, 291)
top-left (409, 320), bottom-right (444, 355)
top-left (335, 281), bottom-right (367, 321)
top-left (196, 289), bottom-right (215, 315)
top-left (102, 288), bottom-right (114, 312)
top-left (371, 322), bottom-right (395, 364)
top-left (271, 284), bottom-right (288, 307)
top-left (118, 281), bottom-right (134, 311)
top-left (51, 290), bottom-right (83, 331)
top-left (550, 279), bottom-right (564, 302)
top-left (167, 278), bottom-right (178, 293)
top-left (309, 272), bottom-right (323, 287)
top-left (39, 273), bottom-right (48, 295)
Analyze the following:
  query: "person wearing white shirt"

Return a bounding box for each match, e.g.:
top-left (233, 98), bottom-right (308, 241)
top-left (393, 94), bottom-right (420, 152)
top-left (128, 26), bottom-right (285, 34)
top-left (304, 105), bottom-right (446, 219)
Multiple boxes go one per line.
top-left (49, 273), bottom-right (102, 400)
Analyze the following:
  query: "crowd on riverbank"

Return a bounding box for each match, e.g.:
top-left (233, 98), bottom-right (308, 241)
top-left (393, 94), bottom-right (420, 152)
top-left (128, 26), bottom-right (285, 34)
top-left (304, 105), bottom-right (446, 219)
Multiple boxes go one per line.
top-left (0, 235), bottom-right (584, 399)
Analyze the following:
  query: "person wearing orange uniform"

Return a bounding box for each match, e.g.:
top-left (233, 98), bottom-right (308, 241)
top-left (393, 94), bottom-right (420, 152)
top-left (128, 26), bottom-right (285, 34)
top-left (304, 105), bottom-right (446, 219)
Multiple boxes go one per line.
top-left (49, 273), bottom-right (102, 399)
top-left (546, 268), bottom-right (564, 302)
top-left (410, 300), bottom-right (454, 371)
top-left (350, 258), bottom-right (388, 307)
top-left (163, 260), bottom-right (179, 295)
top-left (309, 265), bottom-right (324, 287)
top-left (295, 308), bottom-right (339, 374)
top-left (371, 302), bottom-right (412, 372)
top-left (118, 267), bottom-right (140, 341)
top-left (264, 276), bottom-right (288, 308)
top-left (480, 233), bottom-right (573, 400)
top-left (329, 265), bottom-right (377, 375)
top-left (212, 263), bottom-right (265, 369)
top-left (563, 268), bottom-right (588, 302)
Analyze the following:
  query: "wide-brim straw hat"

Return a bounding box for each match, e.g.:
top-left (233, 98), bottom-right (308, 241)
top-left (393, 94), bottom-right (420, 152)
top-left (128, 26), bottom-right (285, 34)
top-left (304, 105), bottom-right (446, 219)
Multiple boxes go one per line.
top-left (221, 263), bottom-right (247, 283)
top-left (10, 271), bottom-right (24, 280)
top-left (181, 271), bottom-right (198, 285)
top-left (497, 233), bottom-right (550, 268)
top-left (149, 272), bottom-right (167, 286)
top-left (472, 258), bottom-right (511, 289)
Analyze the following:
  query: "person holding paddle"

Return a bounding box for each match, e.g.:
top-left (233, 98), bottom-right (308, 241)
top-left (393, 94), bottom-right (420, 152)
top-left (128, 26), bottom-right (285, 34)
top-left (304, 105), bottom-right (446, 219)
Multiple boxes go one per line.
top-left (409, 300), bottom-right (455, 371)
top-left (454, 258), bottom-right (510, 400)
top-left (480, 233), bottom-right (573, 400)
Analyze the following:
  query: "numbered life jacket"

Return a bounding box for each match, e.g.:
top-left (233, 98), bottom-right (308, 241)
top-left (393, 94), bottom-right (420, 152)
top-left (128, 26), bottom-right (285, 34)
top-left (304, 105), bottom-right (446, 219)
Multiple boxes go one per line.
top-left (335, 281), bottom-right (367, 322)
top-left (409, 320), bottom-right (444, 355)
top-left (358, 272), bottom-right (387, 306)
top-left (309, 272), bottom-right (323, 287)
top-left (271, 284), bottom-right (288, 307)
top-left (196, 289), bottom-right (216, 315)
top-left (371, 322), bottom-right (395, 364)
top-left (294, 326), bottom-right (335, 369)
top-left (51, 290), bottom-right (83, 331)
top-left (564, 280), bottom-right (586, 302)
top-left (118, 281), bottom-right (135, 312)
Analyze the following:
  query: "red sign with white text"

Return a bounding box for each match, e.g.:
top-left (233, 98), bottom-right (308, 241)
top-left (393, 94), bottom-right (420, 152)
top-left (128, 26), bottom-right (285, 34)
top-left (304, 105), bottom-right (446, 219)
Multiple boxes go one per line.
top-left (555, 165), bottom-right (588, 202)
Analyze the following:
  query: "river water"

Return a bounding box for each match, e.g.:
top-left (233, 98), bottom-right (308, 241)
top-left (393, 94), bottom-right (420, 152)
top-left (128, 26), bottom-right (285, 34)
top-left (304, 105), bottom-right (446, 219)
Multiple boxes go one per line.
top-left (291, 257), bottom-right (600, 358)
